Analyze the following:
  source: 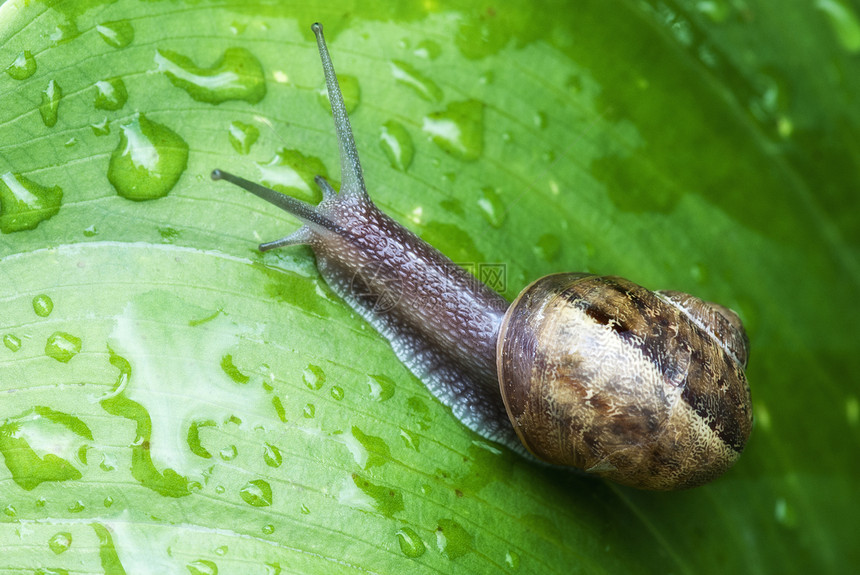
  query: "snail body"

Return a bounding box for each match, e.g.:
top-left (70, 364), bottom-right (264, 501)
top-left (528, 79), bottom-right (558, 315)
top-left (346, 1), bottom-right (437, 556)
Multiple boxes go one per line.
top-left (212, 23), bottom-right (753, 490)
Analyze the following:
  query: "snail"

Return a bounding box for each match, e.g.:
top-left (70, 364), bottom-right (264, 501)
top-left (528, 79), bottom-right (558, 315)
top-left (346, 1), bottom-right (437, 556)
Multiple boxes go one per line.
top-left (211, 23), bottom-right (753, 490)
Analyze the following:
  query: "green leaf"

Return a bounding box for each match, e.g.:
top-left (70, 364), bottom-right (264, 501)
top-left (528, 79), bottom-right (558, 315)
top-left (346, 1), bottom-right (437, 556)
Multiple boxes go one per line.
top-left (1, 0), bottom-right (857, 573)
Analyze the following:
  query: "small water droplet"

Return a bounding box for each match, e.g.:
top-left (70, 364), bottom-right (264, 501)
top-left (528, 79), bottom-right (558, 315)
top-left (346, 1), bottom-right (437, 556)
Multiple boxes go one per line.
top-left (435, 519), bottom-right (474, 559)
top-left (272, 396), bottom-right (287, 423)
top-left (5, 50), bottom-right (36, 80)
top-left (262, 524), bottom-right (275, 535)
top-left (91, 118), bottom-right (111, 137)
top-left (50, 21), bottom-right (79, 46)
top-left (318, 74), bottom-right (360, 113)
top-left (108, 113), bottom-right (189, 201)
top-left (330, 386), bottom-right (344, 400)
top-left (0, 173), bottom-right (63, 233)
top-left (83, 224), bottom-right (98, 237)
top-left (3, 504), bottom-right (16, 518)
top-left (477, 186), bottom-right (505, 228)
top-left (215, 485), bottom-right (226, 494)
top-left (505, 549), bottom-right (521, 569)
top-left (156, 48), bottom-right (266, 104)
top-left (104, 496), bottom-right (114, 507)
top-left (263, 443), bottom-right (282, 468)
top-left (774, 497), bottom-right (798, 527)
top-left (302, 403), bottom-right (315, 418)
top-left (535, 233), bottom-right (561, 263)
top-left (219, 445), bottom-right (238, 461)
top-left (816, 0), bottom-right (860, 53)
top-left (49, 532), bottom-right (72, 554)
top-left (362, 374), bottom-right (396, 404)
top-left (240, 479), bottom-right (272, 507)
top-left (215, 546), bottom-right (227, 556)
top-left (228, 121), bottom-right (259, 155)
top-left (302, 364), bottom-right (326, 390)
top-left (423, 100), bottom-right (484, 161)
top-left (390, 60), bottom-right (443, 102)
top-left (64, 138), bottom-right (77, 148)
top-left (379, 120), bottom-right (415, 171)
top-left (257, 148), bottom-right (330, 204)
top-left (396, 526), bottom-right (426, 558)
top-left (94, 77), bottom-right (128, 111)
top-left (45, 332), bottom-right (82, 363)
top-left (300, 504), bottom-right (310, 514)
top-left (4, 334), bottom-right (22, 352)
top-left (187, 559), bottom-right (218, 575)
top-left (399, 428), bottom-right (420, 451)
top-left (533, 111), bottom-right (547, 129)
top-left (68, 500), bottom-right (85, 513)
top-left (40, 80), bottom-right (63, 127)
top-left (97, 20), bottom-right (134, 49)
top-left (414, 39), bottom-right (442, 60)
top-left (100, 453), bottom-right (117, 471)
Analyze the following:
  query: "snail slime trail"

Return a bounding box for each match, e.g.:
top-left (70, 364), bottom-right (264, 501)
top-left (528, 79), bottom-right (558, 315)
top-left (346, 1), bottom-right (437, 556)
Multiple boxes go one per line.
top-left (212, 23), bottom-right (753, 491)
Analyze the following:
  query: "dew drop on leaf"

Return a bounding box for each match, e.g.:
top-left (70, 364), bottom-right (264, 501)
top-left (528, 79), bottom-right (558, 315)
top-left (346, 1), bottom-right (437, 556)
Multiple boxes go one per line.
top-left (257, 148), bottom-right (330, 204)
top-left (477, 186), bottom-right (506, 228)
top-left (414, 39), bottom-right (442, 60)
top-left (49, 532), bottom-right (72, 554)
top-left (39, 80), bottom-right (63, 128)
top-left (108, 113), bottom-right (189, 201)
top-left (366, 374), bottom-right (395, 402)
top-left (155, 47), bottom-right (266, 104)
top-left (262, 524), bottom-right (275, 535)
top-left (302, 403), bottom-right (315, 419)
top-left (263, 443), bottom-right (282, 468)
top-left (0, 173), bottom-right (63, 233)
top-left (3, 334), bottom-right (22, 352)
top-left (94, 77), bottom-right (128, 111)
top-left (67, 500), bottom-right (85, 513)
top-left (187, 559), bottom-right (218, 575)
top-left (302, 364), bottom-right (326, 390)
top-left (390, 60), bottom-right (443, 102)
top-left (505, 549), bottom-right (521, 569)
top-left (97, 20), bottom-right (134, 49)
top-left (45, 332), bottom-right (82, 363)
top-left (422, 100), bottom-right (484, 161)
top-left (396, 526), bottom-right (426, 558)
top-left (228, 121), bottom-right (259, 155)
top-left (219, 445), bottom-right (238, 461)
top-left (5, 50), bottom-right (35, 80)
top-left (91, 118), bottom-right (110, 137)
top-left (220, 354), bottom-right (250, 384)
top-left (330, 385), bottom-right (344, 400)
top-left (399, 428), bottom-right (420, 452)
top-left (379, 120), bottom-right (414, 171)
top-left (435, 519), bottom-right (474, 559)
top-left (239, 479), bottom-right (272, 507)
top-left (2, 505), bottom-right (16, 518)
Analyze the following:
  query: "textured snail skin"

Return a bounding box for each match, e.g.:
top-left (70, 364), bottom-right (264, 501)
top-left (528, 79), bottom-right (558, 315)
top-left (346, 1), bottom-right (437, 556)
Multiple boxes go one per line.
top-left (498, 274), bottom-right (753, 490)
top-left (212, 23), bottom-right (753, 490)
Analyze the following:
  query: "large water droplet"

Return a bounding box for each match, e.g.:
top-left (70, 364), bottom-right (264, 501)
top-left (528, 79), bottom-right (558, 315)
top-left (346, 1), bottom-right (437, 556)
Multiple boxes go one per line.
top-left (435, 519), bottom-right (474, 559)
top-left (49, 532), bottom-right (72, 554)
top-left (257, 148), bottom-right (331, 203)
top-left (318, 74), bottom-right (360, 113)
top-left (396, 527), bottom-right (426, 558)
top-left (240, 479), bottom-right (272, 507)
top-left (155, 48), bottom-right (266, 104)
top-left (477, 186), bottom-right (505, 228)
top-left (33, 294), bottom-right (54, 317)
top-left (302, 364), bottom-right (326, 390)
top-left (366, 374), bottom-right (395, 402)
top-left (816, 0), bottom-right (860, 52)
top-left (97, 20), bottom-right (134, 49)
top-left (5, 51), bottom-right (36, 80)
top-left (108, 113), bottom-right (189, 201)
top-left (45, 332), bottom-right (82, 363)
top-left (94, 77), bottom-right (128, 111)
top-left (40, 80), bottom-right (63, 127)
top-left (228, 121), bottom-right (259, 155)
top-left (390, 60), bottom-right (443, 102)
top-left (0, 173), bottom-right (63, 233)
top-left (3, 334), bottom-right (22, 352)
top-left (187, 559), bottom-right (218, 575)
top-left (379, 121), bottom-right (414, 171)
top-left (423, 100), bottom-right (484, 161)
top-left (263, 443), bottom-right (282, 467)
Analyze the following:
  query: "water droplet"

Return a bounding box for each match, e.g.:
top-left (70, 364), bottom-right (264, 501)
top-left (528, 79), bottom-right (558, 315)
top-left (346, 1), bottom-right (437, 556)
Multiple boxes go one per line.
top-left (240, 479), bottom-right (272, 507)
top-left (97, 20), bottom-right (134, 49)
top-left (45, 332), bottom-right (82, 363)
top-left (477, 186), bottom-right (505, 228)
top-left (262, 524), bottom-right (275, 535)
top-left (220, 354), bottom-right (250, 384)
top-left (435, 519), bottom-right (473, 559)
top-left (104, 496), bottom-right (114, 507)
top-left (390, 60), bottom-right (443, 102)
top-left (100, 453), bottom-right (117, 471)
top-left (94, 77), bottom-right (128, 111)
top-left (91, 118), bottom-right (111, 136)
top-left (215, 485), bottom-right (226, 494)
top-left (5, 50), bottom-right (36, 80)
top-left (423, 100), bottom-right (484, 161)
top-left (108, 113), bottom-right (189, 201)
top-left (187, 559), bottom-right (218, 575)
top-left (379, 120), bottom-right (415, 171)
top-left (49, 532), bottom-right (72, 554)
top-left (156, 48), bottom-right (266, 104)
top-left (341, 473), bottom-right (404, 517)
top-left (755, 402), bottom-right (772, 431)
top-left (816, 0), bottom-right (860, 53)
top-left (366, 374), bottom-right (395, 402)
top-left (257, 148), bottom-right (330, 204)
top-left (318, 74), bottom-right (360, 113)
top-left (302, 403), bottom-right (315, 418)
top-left (3, 504), bottom-right (16, 517)
top-left (407, 396), bottom-right (431, 430)
top-left (535, 233), bottom-right (561, 262)
top-left (68, 500), bottom-right (85, 513)
top-left (302, 364), bottom-right (326, 390)
top-left (272, 396), bottom-right (287, 423)
top-left (40, 80), bottom-right (63, 128)
top-left (35, 567), bottom-right (69, 575)
top-left (300, 504), bottom-right (310, 514)
top-left (399, 428), bottom-right (420, 451)
top-left (263, 443), bottom-right (282, 467)
top-left (4, 334), bottom-right (22, 351)
top-left (228, 121), bottom-right (259, 155)
top-left (187, 420), bottom-right (215, 458)
top-left (219, 445), bottom-right (238, 461)
top-left (396, 526), bottom-right (426, 558)
top-left (83, 224), bottom-right (98, 237)
top-left (774, 497), bottom-right (798, 527)
top-left (50, 21), bottom-right (79, 46)
top-left (350, 426), bottom-right (390, 469)
top-left (330, 386), bottom-right (344, 400)
top-left (846, 396), bottom-right (859, 425)
top-left (505, 549), bottom-right (521, 569)
top-left (533, 111), bottom-right (547, 129)
top-left (697, 0), bottom-right (731, 22)
top-left (0, 172), bottom-right (63, 233)
top-left (215, 546), bottom-right (227, 556)
top-left (414, 39), bottom-right (442, 60)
